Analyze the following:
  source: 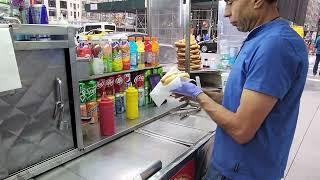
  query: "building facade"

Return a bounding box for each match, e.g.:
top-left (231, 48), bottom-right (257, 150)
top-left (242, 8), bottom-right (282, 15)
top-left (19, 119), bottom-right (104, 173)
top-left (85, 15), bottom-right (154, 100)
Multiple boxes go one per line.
top-left (304, 0), bottom-right (320, 31)
top-left (43, 0), bottom-right (83, 24)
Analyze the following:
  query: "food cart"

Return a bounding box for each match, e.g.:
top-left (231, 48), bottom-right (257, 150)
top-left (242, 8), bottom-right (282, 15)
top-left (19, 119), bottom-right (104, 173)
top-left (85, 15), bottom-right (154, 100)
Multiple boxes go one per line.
top-left (0, 0), bottom-right (223, 180)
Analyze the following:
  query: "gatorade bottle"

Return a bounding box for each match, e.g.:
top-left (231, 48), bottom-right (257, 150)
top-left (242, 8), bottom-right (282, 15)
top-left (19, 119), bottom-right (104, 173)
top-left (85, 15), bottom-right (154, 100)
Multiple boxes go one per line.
top-left (144, 37), bottom-right (152, 67)
top-left (126, 84), bottom-right (139, 120)
top-left (136, 37), bottom-right (145, 69)
top-left (128, 37), bottom-right (138, 69)
top-left (151, 37), bottom-right (160, 66)
top-left (102, 37), bottom-right (113, 73)
top-left (112, 41), bottom-right (123, 72)
top-left (120, 40), bottom-right (131, 70)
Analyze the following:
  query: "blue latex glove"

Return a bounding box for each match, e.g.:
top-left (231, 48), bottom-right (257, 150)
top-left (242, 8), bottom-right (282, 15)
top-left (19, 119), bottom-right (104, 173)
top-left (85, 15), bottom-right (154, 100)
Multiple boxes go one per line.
top-left (171, 81), bottom-right (203, 99)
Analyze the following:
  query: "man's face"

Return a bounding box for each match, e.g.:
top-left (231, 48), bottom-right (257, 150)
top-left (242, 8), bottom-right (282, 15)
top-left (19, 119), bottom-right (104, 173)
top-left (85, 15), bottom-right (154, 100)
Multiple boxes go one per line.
top-left (224, 0), bottom-right (257, 32)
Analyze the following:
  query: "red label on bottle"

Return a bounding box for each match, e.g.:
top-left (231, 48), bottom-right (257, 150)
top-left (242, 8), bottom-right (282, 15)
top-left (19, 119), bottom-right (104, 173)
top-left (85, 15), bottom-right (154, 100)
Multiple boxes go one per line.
top-left (133, 73), bottom-right (144, 88)
top-left (114, 74), bottom-right (125, 93)
top-left (96, 79), bottom-right (106, 98)
top-left (105, 76), bottom-right (114, 96)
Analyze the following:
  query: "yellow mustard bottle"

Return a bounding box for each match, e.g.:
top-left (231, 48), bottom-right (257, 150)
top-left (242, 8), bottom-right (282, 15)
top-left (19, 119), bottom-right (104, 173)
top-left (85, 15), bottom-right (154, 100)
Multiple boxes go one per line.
top-left (126, 84), bottom-right (139, 120)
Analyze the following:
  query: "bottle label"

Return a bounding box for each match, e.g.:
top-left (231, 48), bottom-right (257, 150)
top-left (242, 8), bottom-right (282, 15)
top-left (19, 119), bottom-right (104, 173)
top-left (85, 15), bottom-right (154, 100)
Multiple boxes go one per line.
top-left (130, 53), bottom-right (137, 66)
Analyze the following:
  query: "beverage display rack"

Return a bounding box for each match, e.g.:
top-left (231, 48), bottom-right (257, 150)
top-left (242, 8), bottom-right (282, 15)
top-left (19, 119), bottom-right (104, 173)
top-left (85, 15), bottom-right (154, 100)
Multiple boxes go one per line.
top-left (77, 56), bottom-right (162, 81)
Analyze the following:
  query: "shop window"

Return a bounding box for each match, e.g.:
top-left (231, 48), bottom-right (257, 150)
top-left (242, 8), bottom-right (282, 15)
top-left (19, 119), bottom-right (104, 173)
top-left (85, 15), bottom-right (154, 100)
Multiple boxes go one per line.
top-left (49, 10), bottom-right (56, 17)
top-left (60, 1), bottom-right (67, 9)
top-left (61, 10), bottom-right (67, 18)
top-left (49, 0), bottom-right (56, 8)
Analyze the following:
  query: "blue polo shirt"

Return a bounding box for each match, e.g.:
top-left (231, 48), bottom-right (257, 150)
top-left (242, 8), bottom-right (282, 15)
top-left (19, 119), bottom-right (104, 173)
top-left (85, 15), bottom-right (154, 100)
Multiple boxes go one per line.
top-left (212, 19), bottom-right (308, 179)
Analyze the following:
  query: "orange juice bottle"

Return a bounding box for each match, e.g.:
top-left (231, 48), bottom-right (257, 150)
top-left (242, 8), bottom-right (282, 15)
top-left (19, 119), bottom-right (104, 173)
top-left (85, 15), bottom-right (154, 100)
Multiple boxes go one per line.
top-left (151, 37), bottom-right (159, 66)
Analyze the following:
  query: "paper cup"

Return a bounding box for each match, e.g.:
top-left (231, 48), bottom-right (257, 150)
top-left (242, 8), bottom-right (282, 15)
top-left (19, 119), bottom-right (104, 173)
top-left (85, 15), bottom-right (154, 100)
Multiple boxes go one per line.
top-left (150, 77), bottom-right (183, 107)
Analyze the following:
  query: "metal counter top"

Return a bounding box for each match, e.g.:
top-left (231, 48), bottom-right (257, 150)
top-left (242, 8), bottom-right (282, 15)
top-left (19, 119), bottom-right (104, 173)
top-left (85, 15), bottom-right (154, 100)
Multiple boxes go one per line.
top-left (42, 133), bottom-right (189, 180)
top-left (35, 102), bottom-right (216, 180)
top-left (160, 109), bottom-right (217, 132)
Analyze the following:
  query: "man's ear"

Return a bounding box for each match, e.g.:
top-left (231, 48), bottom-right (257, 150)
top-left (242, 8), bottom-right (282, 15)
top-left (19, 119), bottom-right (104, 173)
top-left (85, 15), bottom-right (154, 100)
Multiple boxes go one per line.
top-left (253, 0), bottom-right (264, 8)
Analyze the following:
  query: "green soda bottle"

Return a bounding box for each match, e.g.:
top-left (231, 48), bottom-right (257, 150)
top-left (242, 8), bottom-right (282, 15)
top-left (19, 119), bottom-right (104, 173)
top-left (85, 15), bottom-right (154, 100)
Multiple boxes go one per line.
top-left (144, 69), bottom-right (152, 104)
top-left (86, 80), bottom-right (97, 102)
top-left (102, 37), bottom-right (113, 73)
top-left (79, 82), bottom-right (87, 104)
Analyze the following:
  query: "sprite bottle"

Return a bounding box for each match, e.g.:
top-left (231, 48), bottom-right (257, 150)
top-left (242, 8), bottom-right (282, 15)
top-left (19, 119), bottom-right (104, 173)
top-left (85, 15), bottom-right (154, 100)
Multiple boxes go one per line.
top-left (144, 70), bottom-right (152, 104)
top-left (79, 82), bottom-right (87, 104)
top-left (158, 67), bottom-right (164, 77)
top-left (86, 80), bottom-right (97, 102)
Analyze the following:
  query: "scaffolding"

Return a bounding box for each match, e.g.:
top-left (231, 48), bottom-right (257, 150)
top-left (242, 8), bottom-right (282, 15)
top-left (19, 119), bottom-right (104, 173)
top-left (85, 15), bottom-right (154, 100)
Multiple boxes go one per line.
top-left (191, 8), bottom-right (218, 39)
top-left (81, 10), bottom-right (147, 33)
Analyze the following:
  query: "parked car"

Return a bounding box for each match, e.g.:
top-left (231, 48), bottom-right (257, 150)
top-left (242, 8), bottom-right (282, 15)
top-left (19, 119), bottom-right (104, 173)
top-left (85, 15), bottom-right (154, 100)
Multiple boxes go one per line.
top-left (102, 32), bottom-right (148, 40)
top-left (198, 38), bottom-right (217, 53)
top-left (81, 29), bottom-right (114, 39)
top-left (77, 31), bottom-right (147, 43)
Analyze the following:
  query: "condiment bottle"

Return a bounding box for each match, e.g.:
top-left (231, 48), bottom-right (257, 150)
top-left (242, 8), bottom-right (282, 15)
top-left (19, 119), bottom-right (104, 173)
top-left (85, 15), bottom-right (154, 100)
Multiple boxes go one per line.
top-left (125, 84), bottom-right (139, 120)
top-left (99, 97), bottom-right (115, 136)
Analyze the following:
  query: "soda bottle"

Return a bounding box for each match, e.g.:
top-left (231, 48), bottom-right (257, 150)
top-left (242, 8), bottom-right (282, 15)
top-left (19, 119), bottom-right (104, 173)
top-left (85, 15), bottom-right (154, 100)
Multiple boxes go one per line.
top-left (144, 37), bottom-right (152, 67)
top-left (144, 70), bottom-right (152, 104)
top-left (91, 36), bottom-right (102, 58)
top-left (136, 37), bottom-right (145, 69)
top-left (79, 82), bottom-right (88, 117)
top-left (138, 87), bottom-right (145, 107)
top-left (158, 67), bottom-right (164, 77)
top-left (120, 40), bottom-right (130, 70)
top-left (79, 82), bottom-right (87, 104)
top-left (151, 37), bottom-right (160, 66)
top-left (87, 101), bottom-right (98, 124)
top-left (115, 93), bottom-right (125, 114)
top-left (86, 80), bottom-right (97, 102)
top-left (112, 41), bottom-right (123, 72)
top-left (128, 37), bottom-right (138, 69)
top-left (102, 37), bottom-right (113, 73)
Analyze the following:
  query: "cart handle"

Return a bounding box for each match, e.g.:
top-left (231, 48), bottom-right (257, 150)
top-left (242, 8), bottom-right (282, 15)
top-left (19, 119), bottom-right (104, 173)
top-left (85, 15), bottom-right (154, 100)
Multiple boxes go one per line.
top-left (133, 160), bottom-right (162, 180)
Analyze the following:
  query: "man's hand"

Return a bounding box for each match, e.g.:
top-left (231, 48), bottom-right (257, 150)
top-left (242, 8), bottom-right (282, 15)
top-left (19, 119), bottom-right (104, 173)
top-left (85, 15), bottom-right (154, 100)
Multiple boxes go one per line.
top-left (173, 89), bottom-right (223, 104)
top-left (171, 81), bottom-right (203, 99)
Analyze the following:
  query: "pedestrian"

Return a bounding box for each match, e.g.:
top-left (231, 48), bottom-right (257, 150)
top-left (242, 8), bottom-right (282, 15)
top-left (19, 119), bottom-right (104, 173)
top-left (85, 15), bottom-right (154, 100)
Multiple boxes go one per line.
top-left (172, 0), bottom-right (308, 179)
top-left (196, 34), bottom-right (201, 42)
top-left (313, 35), bottom-right (320, 76)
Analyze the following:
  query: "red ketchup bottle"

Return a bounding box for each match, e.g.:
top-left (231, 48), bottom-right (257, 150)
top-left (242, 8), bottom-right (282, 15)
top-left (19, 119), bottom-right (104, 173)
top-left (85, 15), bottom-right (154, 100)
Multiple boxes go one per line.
top-left (99, 97), bottom-right (115, 136)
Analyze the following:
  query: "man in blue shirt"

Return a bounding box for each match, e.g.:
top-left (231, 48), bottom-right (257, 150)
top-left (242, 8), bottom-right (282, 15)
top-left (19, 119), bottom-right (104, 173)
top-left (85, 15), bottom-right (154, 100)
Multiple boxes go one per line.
top-left (313, 36), bottom-right (320, 76)
top-left (172, 0), bottom-right (308, 179)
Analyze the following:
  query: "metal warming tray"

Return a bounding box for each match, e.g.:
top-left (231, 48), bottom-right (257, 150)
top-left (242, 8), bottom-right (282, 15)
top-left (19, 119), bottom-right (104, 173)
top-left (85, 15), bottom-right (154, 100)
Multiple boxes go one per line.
top-left (138, 120), bottom-right (209, 146)
top-left (160, 110), bottom-right (217, 132)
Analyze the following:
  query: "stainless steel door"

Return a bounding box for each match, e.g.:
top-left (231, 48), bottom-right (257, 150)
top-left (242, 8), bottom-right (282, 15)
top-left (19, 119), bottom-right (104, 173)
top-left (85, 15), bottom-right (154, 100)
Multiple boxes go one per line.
top-left (0, 49), bottom-right (75, 179)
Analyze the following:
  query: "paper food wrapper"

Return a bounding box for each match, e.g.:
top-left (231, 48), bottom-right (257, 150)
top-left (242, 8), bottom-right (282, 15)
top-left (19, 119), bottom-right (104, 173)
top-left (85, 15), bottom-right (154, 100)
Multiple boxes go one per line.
top-left (150, 67), bottom-right (184, 107)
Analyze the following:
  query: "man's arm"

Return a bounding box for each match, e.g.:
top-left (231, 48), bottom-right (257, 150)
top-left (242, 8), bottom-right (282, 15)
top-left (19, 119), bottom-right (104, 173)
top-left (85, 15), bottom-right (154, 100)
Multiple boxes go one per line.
top-left (196, 89), bottom-right (277, 144)
top-left (203, 90), bottom-right (223, 104)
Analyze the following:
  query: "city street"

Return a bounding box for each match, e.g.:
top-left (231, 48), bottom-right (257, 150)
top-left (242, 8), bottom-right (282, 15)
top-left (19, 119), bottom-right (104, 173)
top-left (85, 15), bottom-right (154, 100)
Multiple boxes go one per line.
top-left (285, 56), bottom-right (320, 179)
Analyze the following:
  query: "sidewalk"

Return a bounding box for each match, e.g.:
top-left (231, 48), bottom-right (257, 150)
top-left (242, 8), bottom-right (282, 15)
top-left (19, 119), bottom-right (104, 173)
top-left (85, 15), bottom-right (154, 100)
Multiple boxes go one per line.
top-left (285, 57), bottom-right (320, 180)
